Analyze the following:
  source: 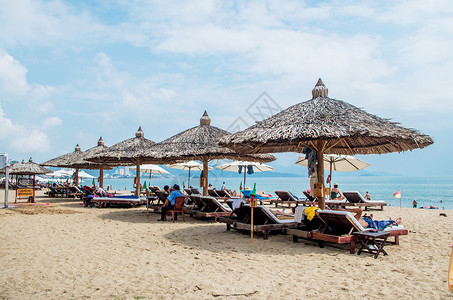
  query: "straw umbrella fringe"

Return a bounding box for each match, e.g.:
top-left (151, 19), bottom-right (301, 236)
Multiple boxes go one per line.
top-left (220, 79), bottom-right (433, 209)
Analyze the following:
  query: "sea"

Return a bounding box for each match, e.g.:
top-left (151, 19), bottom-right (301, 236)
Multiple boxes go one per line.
top-left (98, 175), bottom-right (453, 210)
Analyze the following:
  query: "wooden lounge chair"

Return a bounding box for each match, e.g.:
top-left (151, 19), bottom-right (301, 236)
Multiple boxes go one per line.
top-left (208, 189), bottom-right (221, 198)
top-left (188, 195), bottom-right (232, 220)
top-left (217, 204), bottom-right (297, 239)
top-left (216, 190), bottom-right (232, 198)
top-left (287, 209), bottom-right (407, 253)
top-left (190, 188), bottom-right (202, 195)
top-left (271, 190), bottom-right (304, 207)
top-left (91, 195), bottom-right (147, 208)
top-left (343, 191), bottom-right (387, 211)
top-left (184, 188), bottom-right (193, 195)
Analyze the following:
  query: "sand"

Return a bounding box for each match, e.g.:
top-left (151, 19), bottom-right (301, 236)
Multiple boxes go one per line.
top-left (1, 190), bottom-right (452, 299)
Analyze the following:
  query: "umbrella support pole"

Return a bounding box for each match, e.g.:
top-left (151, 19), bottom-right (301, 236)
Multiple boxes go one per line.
top-left (188, 168), bottom-right (191, 188)
top-left (316, 141), bottom-right (325, 209)
top-left (136, 161), bottom-right (141, 198)
top-left (251, 206), bottom-right (254, 243)
top-left (202, 158), bottom-right (209, 196)
top-left (243, 170), bottom-right (246, 188)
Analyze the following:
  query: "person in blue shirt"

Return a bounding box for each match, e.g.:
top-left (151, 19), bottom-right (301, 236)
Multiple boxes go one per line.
top-left (158, 184), bottom-right (183, 221)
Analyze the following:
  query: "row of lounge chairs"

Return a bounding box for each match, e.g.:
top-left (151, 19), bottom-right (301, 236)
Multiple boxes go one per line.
top-left (271, 190), bottom-right (387, 211)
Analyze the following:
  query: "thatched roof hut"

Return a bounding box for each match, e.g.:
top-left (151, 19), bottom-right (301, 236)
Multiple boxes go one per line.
top-left (148, 111), bottom-right (275, 162)
top-left (221, 79), bottom-right (433, 155)
top-left (41, 144), bottom-right (84, 168)
top-left (220, 79), bottom-right (433, 208)
top-left (87, 127), bottom-right (157, 197)
top-left (67, 137), bottom-right (113, 188)
top-left (86, 127), bottom-right (157, 166)
top-left (148, 111), bottom-right (275, 195)
top-left (1, 158), bottom-right (50, 175)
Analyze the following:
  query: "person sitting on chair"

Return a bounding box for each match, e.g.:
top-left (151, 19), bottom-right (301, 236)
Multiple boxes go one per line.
top-left (330, 183), bottom-right (345, 200)
top-left (158, 184), bottom-right (182, 221)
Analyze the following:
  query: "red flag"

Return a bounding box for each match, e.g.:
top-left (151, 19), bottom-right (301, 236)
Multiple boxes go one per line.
top-left (393, 190), bottom-right (401, 199)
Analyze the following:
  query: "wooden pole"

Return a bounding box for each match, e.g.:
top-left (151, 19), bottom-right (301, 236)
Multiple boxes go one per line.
top-left (251, 206), bottom-right (254, 243)
top-left (74, 168), bottom-right (79, 186)
top-left (136, 161), bottom-right (141, 198)
top-left (188, 168), bottom-right (191, 187)
top-left (99, 168), bottom-right (104, 189)
top-left (202, 158), bottom-right (208, 196)
top-left (243, 168), bottom-right (246, 188)
top-left (316, 140), bottom-right (325, 209)
top-left (33, 174), bottom-right (36, 202)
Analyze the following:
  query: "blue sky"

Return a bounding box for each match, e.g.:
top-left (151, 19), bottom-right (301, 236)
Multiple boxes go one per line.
top-left (0, 0), bottom-right (452, 176)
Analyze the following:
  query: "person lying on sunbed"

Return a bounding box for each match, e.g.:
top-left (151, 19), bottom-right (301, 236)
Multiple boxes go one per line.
top-left (337, 207), bottom-right (402, 230)
top-left (359, 215), bottom-right (402, 230)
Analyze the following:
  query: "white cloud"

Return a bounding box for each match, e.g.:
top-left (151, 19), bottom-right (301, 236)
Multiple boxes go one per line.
top-left (42, 117), bottom-right (63, 129)
top-left (0, 49), bottom-right (29, 94)
top-left (0, 106), bottom-right (50, 152)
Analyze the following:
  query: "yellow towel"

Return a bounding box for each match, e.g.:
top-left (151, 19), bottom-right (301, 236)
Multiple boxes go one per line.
top-left (304, 207), bottom-right (321, 221)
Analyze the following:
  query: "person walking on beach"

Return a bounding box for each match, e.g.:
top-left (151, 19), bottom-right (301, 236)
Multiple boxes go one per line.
top-left (413, 199), bottom-right (418, 208)
top-left (365, 191), bottom-right (371, 200)
top-left (158, 184), bottom-right (182, 221)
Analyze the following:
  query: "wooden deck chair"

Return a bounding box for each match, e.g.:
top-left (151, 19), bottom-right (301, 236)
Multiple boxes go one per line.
top-left (155, 190), bottom-right (169, 204)
top-left (208, 189), bottom-right (220, 197)
top-left (217, 204), bottom-right (297, 239)
top-left (184, 188), bottom-right (193, 195)
top-left (190, 188), bottom-right (202, 195)
top-left (343, 191), bottom-right (387, 211)
top-left (271, 190), bottom-right (302, 207)
top-left (287, 210), bottom-right (407, 253)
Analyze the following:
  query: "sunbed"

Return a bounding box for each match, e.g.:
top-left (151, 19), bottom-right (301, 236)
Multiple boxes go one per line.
top-left (216, 189), bottom-right (238, 198)
top-left (342, 191), bottom-right (387, 211)
top-left (271, 190), bottom-right (305, 207)
top-left (184, 188), bottom-right (193, 195)
top-left (190, 188), bottom-right (202, 195)
top-left (188, 195), bottom-right (232, 220)
top-left (217, 203), bottom-right (297, 239)
top-left (286, 209), bottom-right (407, 253)
top-left (90, 195), bottom-right (147, 208)
top-left (208, 189), bottom-right (221, 198)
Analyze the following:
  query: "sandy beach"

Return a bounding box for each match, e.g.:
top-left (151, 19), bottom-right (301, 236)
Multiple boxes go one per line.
top-left (1, 190), bottom-right (452, 299)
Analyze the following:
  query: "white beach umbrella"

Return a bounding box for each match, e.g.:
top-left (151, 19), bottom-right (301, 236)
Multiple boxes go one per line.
top-left (216, 161), bottom-right (274, 187)
top-left (166, 161), bottom-right (213, 187)
top-left (131, 164), bottom-right (170, 186)
top-left (295, 154), bottom-right (370, 189)
top-left (76, 170), bottom-right (95, 179)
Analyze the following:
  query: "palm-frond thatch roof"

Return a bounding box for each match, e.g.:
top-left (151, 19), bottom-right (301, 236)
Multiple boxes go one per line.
top-left (41, 144), bottom-right (84, 168)
top-left (147, 111), bottom-right (275, 163)
top-left (220, 79), bottom-right (433, 155)
top-left (67, 137), bottom-right (113, 170)
top-left (86, 127), bottom-right (157, 166)
top-left (1, 158), bottom-right (50, 175)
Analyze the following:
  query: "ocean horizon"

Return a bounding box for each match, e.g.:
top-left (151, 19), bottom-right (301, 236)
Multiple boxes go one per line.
top-left (98, 175), bottom-right (453, 210)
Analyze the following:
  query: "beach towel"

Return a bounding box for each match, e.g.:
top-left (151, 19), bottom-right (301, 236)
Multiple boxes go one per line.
top-left (304, 207), bottom-right (321, 221)
top-left (232, 198), bottom-right (243, 210)
top-left (294, 206), bottom-right (306, 223)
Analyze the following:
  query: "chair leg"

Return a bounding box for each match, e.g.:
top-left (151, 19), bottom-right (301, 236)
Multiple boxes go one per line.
top-left (181, 211), bottom-right (185, 222)
top-left (172, 211), bottom-right (175, 223)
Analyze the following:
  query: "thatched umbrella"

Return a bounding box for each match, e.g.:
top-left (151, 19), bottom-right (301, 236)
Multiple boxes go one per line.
top-left (41, 144), bottom-right (84, 185)
top-left (0, 158), bottom-right (50, 202)
top-left (86, 127), bottom-right (157, 197)
top-left (147, 111), bottom-right (275, 196)
top-left (66, 137), bottom-right (113, 189)
top-left (220, 79), bottom-right (433, 209)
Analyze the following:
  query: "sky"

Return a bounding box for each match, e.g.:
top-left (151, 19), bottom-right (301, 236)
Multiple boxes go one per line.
top-left (0, 0), bottom-right (452, 176)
